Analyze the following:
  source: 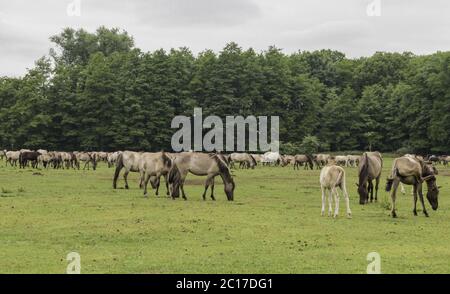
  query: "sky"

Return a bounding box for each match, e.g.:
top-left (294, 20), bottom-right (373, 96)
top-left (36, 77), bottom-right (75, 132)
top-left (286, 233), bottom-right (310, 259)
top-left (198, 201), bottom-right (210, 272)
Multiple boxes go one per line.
top-left (0, 0), bottom-right (449, 76)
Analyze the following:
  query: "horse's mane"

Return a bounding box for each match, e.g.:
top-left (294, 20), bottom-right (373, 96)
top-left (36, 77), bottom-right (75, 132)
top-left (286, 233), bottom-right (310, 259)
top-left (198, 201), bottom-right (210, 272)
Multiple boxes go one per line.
top-left (359, 153), bottom-right (369, 186)
top-left (161, 150), bottom-right (172, 168)
top-left (211, 154), bottom-right (234, 185)
top-left (249, 154), bottom-right (257, 166)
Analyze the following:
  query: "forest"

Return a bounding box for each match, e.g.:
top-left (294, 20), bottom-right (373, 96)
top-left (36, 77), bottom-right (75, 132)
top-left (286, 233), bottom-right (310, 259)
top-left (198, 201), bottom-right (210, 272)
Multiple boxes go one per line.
top-left (0, 27), bottom-right (448, 154)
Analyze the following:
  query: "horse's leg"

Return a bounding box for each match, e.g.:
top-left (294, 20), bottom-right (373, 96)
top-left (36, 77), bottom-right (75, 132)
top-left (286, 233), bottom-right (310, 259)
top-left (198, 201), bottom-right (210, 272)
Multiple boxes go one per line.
top-left (412, 184), bottom-right (418, 216)
top-left (179, 174), bottom-right (187, 200)
top-left (143, 172), bottom-right (150, 198)
top-left (202, 178), bottom-right (210, 201)
top-left (417, 182), bottom-right (428, 217)
top-left (375, 177), bottom-right (380, 202)
top-left (341, 183), bottom-right (352, 218)
top-left (164, 174), bottom-right (170, 196)
top-left (155, 174), bottom-right (161, 196)
top-left (210, 177), bottom-right (215, 200)
top-left (180, 184), bottom-right (187, 200)
top-left (333, 187), bottom-right (340, 218)
top-left (328, 189), bottom-right (333, 217)
top-left (390, 179), bottom-right (400, 218)
top-left (368, 180), bottom-right (374, 202)
top-left (139, 170), bottom-right (144, 189)
top-left (124, 170), bottom-right (130, 189)
top-left (321, 186), bottom-right (326, 216)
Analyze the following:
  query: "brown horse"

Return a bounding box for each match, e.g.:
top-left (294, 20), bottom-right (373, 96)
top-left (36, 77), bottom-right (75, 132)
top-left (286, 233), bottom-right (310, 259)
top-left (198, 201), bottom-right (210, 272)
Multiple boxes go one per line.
top-left (140, 152), bottom-right (173, 198)
top-left (357, 152), bottom-right (383, 204)
top-left (168, 152), bottom-right (235, 201)
top-left (386, 156), bottom-right (439, 218)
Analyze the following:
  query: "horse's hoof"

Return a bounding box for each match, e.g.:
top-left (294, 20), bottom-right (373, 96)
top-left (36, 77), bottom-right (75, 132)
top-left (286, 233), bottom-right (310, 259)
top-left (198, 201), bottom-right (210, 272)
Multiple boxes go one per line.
top-left (413, 210), bottom-right (417, 216)
top-left (347, 214), bottom-right (352, 219)
top-left (392, 212), bottom-right (397, 218)
top-left (424, 211), bottom-right (429, 217)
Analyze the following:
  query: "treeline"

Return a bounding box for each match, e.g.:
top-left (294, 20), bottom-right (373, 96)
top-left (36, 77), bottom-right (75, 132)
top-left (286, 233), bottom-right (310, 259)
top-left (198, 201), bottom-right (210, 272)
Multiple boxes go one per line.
top-left (0, 27), bottom-right (449, 154)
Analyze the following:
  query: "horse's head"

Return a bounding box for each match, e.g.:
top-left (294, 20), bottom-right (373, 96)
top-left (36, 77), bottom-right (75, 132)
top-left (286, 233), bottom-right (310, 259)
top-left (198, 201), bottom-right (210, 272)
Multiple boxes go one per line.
top-left (357, 183), bottom-right (369, 205)
top-left (224, 178), bottom-right (235, 201)
top-left (422, 163), bottom-right (439, 210)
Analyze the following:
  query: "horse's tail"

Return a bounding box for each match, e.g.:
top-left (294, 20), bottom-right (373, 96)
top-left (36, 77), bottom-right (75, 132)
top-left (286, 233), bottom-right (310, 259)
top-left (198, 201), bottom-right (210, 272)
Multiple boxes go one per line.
top-left (168, 164), bottom-right (181, 198)
top-left (386, 178), bottom-right (393, 192)
top-left (336, 168), bottom-right (346, 189)
top-left (306, 154), bottom-right (314, 170)
top-left (113, 152), bottom-right (124, 189)
top-left (385, 167), bottom-right (398, 192)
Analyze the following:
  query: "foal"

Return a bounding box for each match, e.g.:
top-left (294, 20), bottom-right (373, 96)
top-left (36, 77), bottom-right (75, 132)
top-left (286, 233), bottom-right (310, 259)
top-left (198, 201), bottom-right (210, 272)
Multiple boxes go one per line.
top-left (320, 164), bottom-right (352, 218)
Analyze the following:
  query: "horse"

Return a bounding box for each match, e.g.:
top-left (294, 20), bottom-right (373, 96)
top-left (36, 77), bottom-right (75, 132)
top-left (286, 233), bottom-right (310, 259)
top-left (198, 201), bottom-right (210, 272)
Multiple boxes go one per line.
top-left (5, 151), bottom-right (20, 167)
top-left (107, 151), bottom-right (122, 168)
top-left (168, 152), bottom-right (235, 201)
top-left (250, 154), bottom-right (262, 165)
top-left (357, 152), bottom-right (383, 204)
top-left (230, 153), bottom-right (256, 169)
top-left (113, 151), bottom-right (143, 189)
top-left (76, 152), bottom-right (97, 170)
top-left (335, 155), bottom-right (348, 167)
top-left (346, 155), bottom-right (360, 167)
top-left (1, 150), bottom-right (7, 161)
top-left (261, 151), bottom-right (282, 166)
top-left (140, 152), bottom-right (173, 198)
top-left (315, 154), bottom-right (330, 169)
top-left (19, 151), bottom-right (41, 168)
top-left (320, 163), bottom-right (352, 218)
top-left (386, 156), bottom-right (439, 218)
top-left (293, 154), bottom-right (314, 170)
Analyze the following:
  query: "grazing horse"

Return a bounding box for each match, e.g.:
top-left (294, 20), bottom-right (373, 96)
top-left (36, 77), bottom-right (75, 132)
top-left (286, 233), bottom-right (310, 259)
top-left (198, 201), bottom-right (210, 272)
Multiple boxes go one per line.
top-left (6, 151), bottom-right (20, 167)
top-left (357, 152), bottom-right (382, 204)
top-left (107, 151), bottom-right (122, 168)
top-left (113, 151), bottom-right (143, 189)
top-left (1, 150), bottom-right (6, 161)
top-left (315, 154), bottom-right (330, 169)
top-left (320, 163), bottom-right (352, 218)
top-left (230, 153), bottom-right (256, 169)
top-left (386, 156), bottom-right (439, 218)
top-left (261, 151), bottom-right (282, 166)
top-left (335, 155), bottom-right (348, 167)
top-left (140, 152), bottom-right (173, 198)
top-left (250, 154), bottom-right (262, 165)
top-left (346, 155), bottom-right (360, 167)
top-left (75, 152), bottom-right (97, 170)
top-left (293, 154), bottom-right (314, 170)
top-left (19, 151), bottom-right (41, 168)
top-left (168, 152), bottom-right (235, 201)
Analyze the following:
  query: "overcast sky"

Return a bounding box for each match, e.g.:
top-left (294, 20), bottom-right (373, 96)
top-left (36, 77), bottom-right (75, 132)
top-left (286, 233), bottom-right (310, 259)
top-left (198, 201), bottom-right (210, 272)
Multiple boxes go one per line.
top-left (1, 0), bottom-right (449, 76)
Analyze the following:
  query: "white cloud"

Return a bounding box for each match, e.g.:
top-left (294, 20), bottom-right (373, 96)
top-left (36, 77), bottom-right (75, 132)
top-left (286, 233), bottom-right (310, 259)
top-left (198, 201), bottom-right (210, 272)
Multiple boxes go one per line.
top-left (0, 0), bottom-right (449, 76)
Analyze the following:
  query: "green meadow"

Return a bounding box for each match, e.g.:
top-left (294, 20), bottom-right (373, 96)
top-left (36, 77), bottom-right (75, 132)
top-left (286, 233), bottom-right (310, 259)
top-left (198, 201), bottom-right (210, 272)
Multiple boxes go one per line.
top-left (0, 157), bottom-right (449, 273)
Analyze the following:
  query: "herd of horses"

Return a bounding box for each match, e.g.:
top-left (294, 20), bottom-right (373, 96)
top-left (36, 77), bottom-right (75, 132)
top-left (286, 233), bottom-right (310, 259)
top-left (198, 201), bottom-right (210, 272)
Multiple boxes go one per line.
top-left (1, 149), bottom-right (448, 218)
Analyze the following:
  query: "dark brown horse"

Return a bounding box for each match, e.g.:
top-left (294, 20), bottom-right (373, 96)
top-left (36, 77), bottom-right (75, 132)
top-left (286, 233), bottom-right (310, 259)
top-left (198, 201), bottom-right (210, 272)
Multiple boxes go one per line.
top-left (19, 151), bottom-right (41, 168)
top-left (357, 152), bottom-right (383, 204)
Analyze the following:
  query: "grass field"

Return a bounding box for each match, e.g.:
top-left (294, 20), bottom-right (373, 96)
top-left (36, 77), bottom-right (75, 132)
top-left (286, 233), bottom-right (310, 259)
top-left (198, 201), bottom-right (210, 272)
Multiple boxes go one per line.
top-left (0, 157), bottom-right (449, 274)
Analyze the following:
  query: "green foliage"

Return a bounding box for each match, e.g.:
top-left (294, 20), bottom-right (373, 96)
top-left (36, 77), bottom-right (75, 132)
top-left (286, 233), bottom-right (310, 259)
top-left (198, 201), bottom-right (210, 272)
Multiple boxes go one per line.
top-left (0, 27), bottom-right (449, 153)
